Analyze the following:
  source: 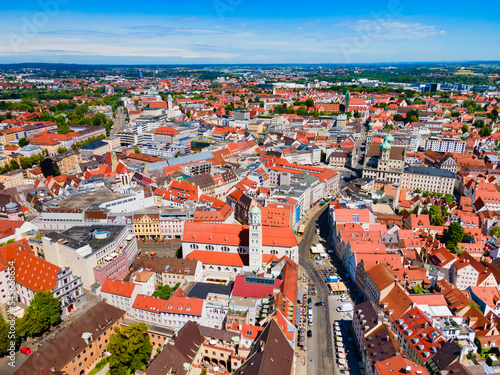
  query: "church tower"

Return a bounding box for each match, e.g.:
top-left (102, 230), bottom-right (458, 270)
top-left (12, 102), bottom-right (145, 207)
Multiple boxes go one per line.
top-left (167, 94), bottom-right (173, 110)
top-left (249, 206), bottom-right (262, 273)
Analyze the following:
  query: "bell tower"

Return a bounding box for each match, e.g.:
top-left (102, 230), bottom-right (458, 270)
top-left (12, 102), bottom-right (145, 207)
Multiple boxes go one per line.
top-left (248, 206), bottom-right (262, 273)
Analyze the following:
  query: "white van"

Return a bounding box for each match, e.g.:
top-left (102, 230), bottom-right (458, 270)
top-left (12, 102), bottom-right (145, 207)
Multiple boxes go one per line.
top-left (336, 303), bottom-right (354, 312)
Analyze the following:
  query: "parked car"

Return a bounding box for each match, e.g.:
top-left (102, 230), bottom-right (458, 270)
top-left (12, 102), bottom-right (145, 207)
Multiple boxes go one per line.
top-left (308, 297), bottom-right (312, 304)
top-left (21, 347), bottom-right (32, 356)
top-left (307, 330), bottom-right (312, 338)
top-left (341, 297), bottom-right (350, 302)
top-left (316, 228), bottom-right (320, 235)
top-left (340, 294), bottom-right (349, 299)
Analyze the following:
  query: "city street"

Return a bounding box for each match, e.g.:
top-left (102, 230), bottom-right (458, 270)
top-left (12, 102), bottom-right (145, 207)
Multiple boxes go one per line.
top-left (298, 205), bottom-right (334, 375)
top-left (110, 106), bottom-right (124, 136)
top-left (298, 203), bottom-right (363, 375)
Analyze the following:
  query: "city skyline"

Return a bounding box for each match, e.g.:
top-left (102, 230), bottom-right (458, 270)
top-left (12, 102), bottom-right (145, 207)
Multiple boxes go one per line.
top-left (1, 0), bottom-right (499, 64)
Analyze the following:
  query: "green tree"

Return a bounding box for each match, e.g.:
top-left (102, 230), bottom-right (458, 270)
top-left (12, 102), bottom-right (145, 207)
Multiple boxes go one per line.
top-left (461, 124), bottom-right (469, 133)
top-left (18, 138), bottom-right (29, 147)
top-left (414, 188), bottom-right (421, 194)
top-left (444, 194), bottom-right (454, 204)
top-left (17, 308), bottom-right (44, 338)
top-left (305, 98), bottom-right (314, 109)
top-left (133, 145), bottom-right (140, 154)
top-left (296, 106), bottom-right (308, 116)
top-left (444, 222), bottom-right (465, 248)
top-left (18, 291), bottom-right (61, 338)
top-left (9, 159), bottom-right (20, 170)
top-left (108, 323), bottom-right (152, 375)
top-left (412, 285), bottom-right (424, 294)
top-left (31, 290), bottom-right (61, 327)
top-left (429, 205), bottom-right (440, 218)
top-left (491, 226), bottom-right (500, 237)
top-left (393, 114), bottom-right (404, 122)
top-left (0, 316), bottom-right (20, 357)
top-left (40, 158), bottom-right (61, 177)
top-left (432, 216), bottom-right (445, 226)
top-left (404, 109), bottom-right (419, 124)
top-left (353, 110), bottom-right (362, 118)
top-left (57, 147), bottom-right (68, 154)
top-left (479, 126), bottom-right (492, 137)
top-left (473, 120), bottom-right (484, 129)
top-left (152, 283), bottom-right (180, 300)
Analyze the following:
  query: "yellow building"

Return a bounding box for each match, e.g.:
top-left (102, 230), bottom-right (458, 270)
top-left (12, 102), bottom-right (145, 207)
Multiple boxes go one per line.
top-left (247, 120), bottom-right (265, 136)
top-left (50, 150), bottom-right (82, 174)
top-left (133, 213), bottom-right (160, 240)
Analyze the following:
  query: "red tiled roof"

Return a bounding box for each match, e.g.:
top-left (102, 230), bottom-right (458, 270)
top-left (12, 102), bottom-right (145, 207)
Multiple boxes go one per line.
top-left (182, 221), bottom-right (297, 248)
top-left (101, 278), bottom-right (136, 297)
top-left (0, 240), bottom-right (60, 292)
top-left (186, 250), bottom-right (247, 267)
top-left (232, 275), bottom-right (281, 298)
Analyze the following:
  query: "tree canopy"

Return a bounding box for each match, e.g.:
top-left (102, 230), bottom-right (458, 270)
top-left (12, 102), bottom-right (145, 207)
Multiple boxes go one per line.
top-left (491, 226), bottom-right (500, 237)
top-left (152, 283), bottom-right (180, 300)
top-left (0, 316), bottom-right (20, 357)
top-left (18, 290), bottom-right (61, 338)
top-left (443, 222), bottom-right (465, 252)
top-left (40, 158), bottom-right (61, 178)
top-left (108, 322), bottom-right (152, 375)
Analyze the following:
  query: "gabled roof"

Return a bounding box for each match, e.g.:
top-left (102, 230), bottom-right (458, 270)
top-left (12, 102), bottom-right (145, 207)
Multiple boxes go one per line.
top-left (0, 239), bottom-right (61, 292)
top-left (234, 319), bottom-right (294, 375)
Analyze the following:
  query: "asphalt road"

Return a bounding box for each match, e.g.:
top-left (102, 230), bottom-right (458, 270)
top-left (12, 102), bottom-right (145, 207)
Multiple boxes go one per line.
top-left (298, 205), bottom-right (334, 375)
top-left (111, 106), bottom-right (124, 136)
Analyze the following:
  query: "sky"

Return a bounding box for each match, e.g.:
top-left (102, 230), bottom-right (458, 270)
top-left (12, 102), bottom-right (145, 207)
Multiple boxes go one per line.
top-left (0, 0), bottom-right (499, 64)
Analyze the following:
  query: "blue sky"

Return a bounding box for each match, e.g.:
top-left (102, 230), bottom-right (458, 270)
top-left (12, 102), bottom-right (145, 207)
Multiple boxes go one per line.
top-left (0, 0), bottom-right (499, 64)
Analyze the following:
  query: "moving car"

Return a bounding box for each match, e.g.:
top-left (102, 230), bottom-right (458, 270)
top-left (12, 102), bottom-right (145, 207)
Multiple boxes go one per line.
top-left (315, 301), bottom-right (325, 306)
top-left (307, 330), bottom-right (312, 338)
top-left (21, 347), bottom-right (32, 356)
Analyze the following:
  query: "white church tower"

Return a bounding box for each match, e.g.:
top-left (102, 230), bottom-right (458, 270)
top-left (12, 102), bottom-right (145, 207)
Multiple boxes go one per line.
top-left (249, 206), bottom-right (262, 273)
top-left (167, 94), bottom-right (173, 110)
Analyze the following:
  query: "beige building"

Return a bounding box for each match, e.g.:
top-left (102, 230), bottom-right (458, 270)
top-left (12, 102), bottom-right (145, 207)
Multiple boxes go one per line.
top-left (14, 302), bottom-right (125, 375)
top-left (103, 136), bottom-right (121, 151)
top-left (329, 151), bottom-right (352, 168)
top-left (129, 255), bottom-right (203, 287)
top-left (247, 120), bottom-right (265, 136)
top-left (400, 166), bottom-right (455, 195)
top-left (363, 135), bottom-right (405, 184)
top-left (50, 149), bottom-right (82, 174)
top-left (0, 169), bottom-right (24, 188)
top-left (133, 212), bottom-right (160, 240)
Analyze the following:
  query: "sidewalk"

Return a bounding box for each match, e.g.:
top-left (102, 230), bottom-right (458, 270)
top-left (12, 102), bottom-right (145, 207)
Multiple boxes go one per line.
top-left (95, 363), bottom-right (109, 375)
top-left (295, 264), bottom-right (310, 375)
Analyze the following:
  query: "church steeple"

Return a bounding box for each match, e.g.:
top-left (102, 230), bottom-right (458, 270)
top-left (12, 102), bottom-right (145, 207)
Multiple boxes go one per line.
top-left (248, 206), bottom-right (262, 273)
